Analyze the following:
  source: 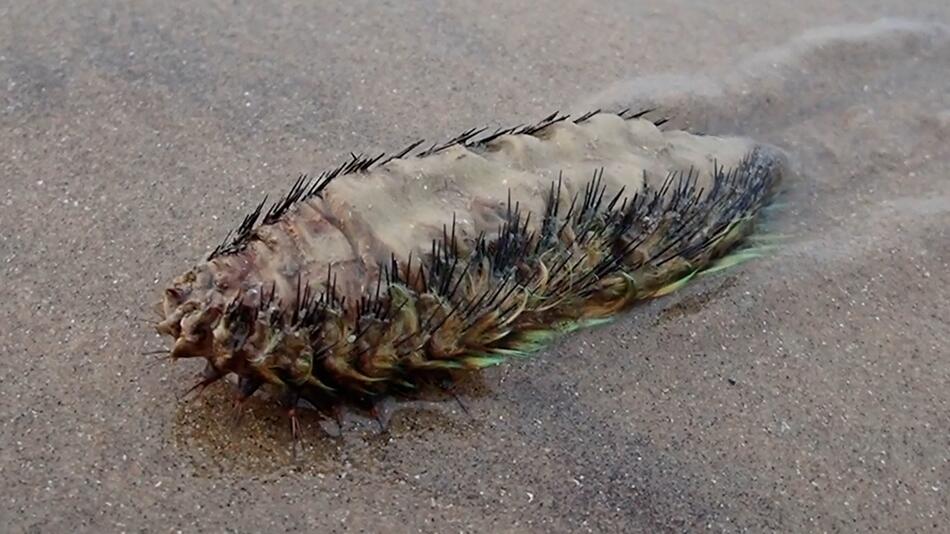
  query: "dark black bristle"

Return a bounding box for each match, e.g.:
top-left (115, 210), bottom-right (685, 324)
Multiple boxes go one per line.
top-left (474, 126), bottom-right (518, 146)
top-left (264, 174), bottom-right (310, 225)
top-left (620, 107), bottom-right (656, 120)
top-left (574, 109), bottom-right (601, 124)
top-left (460, 270), bottom-right (513, 323)
top-left (519, 111), bottom-right (570, 137)
top-left (380, 139), bottom-right (426, 166)
top-left (416, 142), bottom-right (438, 158)
top-left (208, 196), bottom-right (268, 259)
top-left (419, 127), bottom-right (490, 157)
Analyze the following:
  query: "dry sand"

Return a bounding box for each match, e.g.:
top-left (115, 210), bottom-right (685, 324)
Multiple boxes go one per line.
top-left (2, 2), bottom-right (949, 532)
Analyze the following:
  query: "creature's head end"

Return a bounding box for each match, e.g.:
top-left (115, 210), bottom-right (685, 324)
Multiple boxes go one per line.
top-left (154, 270), bottom-right (321, 397)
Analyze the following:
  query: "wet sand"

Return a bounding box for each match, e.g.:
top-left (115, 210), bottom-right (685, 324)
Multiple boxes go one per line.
top-left (2, 2), bottom-right (949, 532)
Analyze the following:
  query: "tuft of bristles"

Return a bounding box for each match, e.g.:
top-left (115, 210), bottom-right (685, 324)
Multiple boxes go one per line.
top-left (154, 109), bottom-right (784, 440)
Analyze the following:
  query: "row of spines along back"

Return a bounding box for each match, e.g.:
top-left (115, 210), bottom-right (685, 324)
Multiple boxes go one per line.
top-left (207, 109), bottom-right (665, 259)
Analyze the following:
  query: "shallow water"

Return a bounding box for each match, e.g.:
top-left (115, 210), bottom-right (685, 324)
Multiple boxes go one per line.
top-left (1, 3), bottom-right (948, 532)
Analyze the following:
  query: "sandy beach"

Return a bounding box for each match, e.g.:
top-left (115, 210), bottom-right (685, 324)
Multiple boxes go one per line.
top-left (1, 1), bottom-right (948, 532)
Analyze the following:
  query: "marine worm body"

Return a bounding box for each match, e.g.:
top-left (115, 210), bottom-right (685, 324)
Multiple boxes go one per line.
top-left (155, 110), bottom-right (785, 427)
